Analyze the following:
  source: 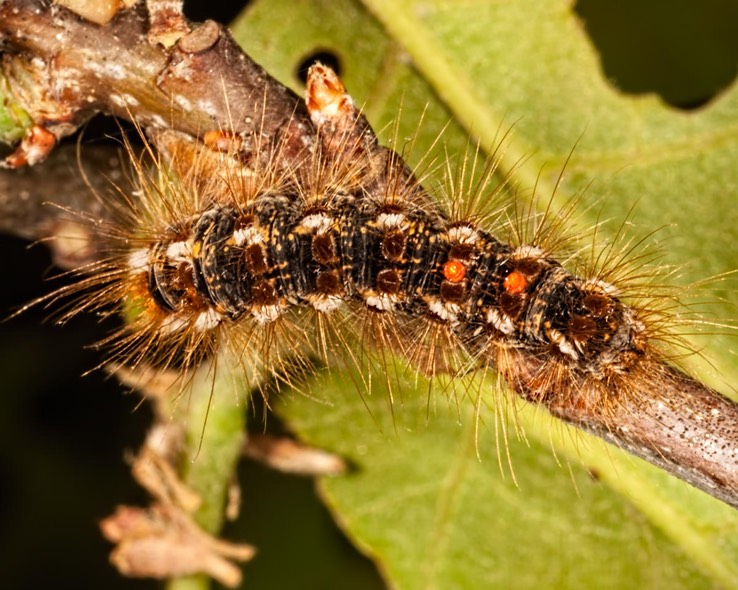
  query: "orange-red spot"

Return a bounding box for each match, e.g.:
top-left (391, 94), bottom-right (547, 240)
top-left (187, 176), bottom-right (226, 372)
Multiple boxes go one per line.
top-left (503, 271), bottom-right (527, 294)
top-left (443, 260), bottom-right (466, 283)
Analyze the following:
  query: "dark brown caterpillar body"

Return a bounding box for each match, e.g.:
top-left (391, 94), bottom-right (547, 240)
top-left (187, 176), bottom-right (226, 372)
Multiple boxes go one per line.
top-left (133, 178), bottom-right (646, 400)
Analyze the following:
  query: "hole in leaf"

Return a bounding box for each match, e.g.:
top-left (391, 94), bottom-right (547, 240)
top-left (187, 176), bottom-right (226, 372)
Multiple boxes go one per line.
top-left (183, 0), bottom-right (247, 24)
top-left (296, 50), bottom-right (343, 85)
top-left (575, 0), bottom-right (738, 110)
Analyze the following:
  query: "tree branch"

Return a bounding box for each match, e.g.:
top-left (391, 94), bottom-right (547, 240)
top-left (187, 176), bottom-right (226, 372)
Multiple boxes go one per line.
top-left (0, 0), bottom-right (312, 160)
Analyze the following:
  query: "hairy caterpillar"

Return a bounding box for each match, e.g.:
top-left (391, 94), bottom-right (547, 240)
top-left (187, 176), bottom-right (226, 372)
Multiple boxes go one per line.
top-left (4, 2), bottom-right (736, 588)
top-left (48, 60), bottom-right (738, 497)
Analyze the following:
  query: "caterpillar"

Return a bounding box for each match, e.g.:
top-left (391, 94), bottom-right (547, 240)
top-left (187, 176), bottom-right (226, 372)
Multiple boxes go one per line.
top-left (52, 68), bottom-right (626, 393)
top-left (3, 1), bottom-right (738, 587)
top-left (55, 59), bottom-right (738, 500)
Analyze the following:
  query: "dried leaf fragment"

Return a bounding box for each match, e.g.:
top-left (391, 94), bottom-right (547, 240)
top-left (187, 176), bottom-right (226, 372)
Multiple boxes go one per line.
top-left (244, 434), bottom-right (347, 477)
top-left (100, 430), bottom-right (254, 587)
top-left (100, 503), bottom-right (254, 587)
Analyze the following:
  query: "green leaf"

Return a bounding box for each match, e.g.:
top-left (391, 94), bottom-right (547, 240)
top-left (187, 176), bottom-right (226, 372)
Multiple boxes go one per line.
top-left (231, 1), bottom-right (738, 588)
top-left (0, 72), bottom-right (32, 143)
